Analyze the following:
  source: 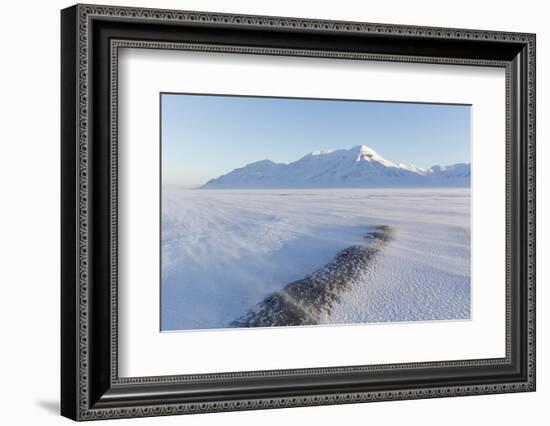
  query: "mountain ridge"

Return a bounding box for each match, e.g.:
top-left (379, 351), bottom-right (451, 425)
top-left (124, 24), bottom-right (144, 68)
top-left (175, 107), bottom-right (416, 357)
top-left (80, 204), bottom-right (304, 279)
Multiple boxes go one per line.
top-left (201, 145), bottom-right (470, 189)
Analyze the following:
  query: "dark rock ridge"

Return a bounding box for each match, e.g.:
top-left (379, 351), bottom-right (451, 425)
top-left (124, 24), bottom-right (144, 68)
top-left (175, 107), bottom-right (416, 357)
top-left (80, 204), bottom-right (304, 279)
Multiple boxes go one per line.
top-left (231, 225), bottom-right (394, 328)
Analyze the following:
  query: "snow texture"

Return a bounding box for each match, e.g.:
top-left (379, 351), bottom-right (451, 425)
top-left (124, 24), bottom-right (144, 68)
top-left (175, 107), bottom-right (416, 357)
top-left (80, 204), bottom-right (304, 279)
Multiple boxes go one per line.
top-left (161, 188), bottom-right (471, 331)
top-left (202, 145), bottom-right (470, 189)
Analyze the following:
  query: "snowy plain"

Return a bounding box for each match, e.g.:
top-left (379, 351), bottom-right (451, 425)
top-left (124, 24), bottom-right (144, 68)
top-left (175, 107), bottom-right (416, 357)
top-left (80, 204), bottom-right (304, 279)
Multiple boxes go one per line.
top-left (161, 188), bottom-right (471, 331)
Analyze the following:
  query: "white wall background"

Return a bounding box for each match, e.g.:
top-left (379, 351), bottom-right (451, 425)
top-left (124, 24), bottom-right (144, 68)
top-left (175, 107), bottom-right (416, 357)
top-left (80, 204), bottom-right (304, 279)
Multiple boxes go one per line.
top-left (0, 0), bottom-right (546, 424)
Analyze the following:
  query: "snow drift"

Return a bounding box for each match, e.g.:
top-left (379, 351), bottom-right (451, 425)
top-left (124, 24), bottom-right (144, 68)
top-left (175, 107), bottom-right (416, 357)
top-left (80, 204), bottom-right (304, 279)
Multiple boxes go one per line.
top-left (232, 225), bottom-right (394, 328)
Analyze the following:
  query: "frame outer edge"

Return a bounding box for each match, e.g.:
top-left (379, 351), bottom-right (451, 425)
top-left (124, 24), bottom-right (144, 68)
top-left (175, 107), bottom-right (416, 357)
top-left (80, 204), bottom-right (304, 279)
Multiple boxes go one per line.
top-left (61, 4), bottom-right (80, 422)
top-left (77, 2), bottom-right (91, 420)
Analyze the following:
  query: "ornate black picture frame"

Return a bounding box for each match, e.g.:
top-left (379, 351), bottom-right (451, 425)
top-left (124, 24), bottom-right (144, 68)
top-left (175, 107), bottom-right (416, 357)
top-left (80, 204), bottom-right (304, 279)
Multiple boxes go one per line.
top-left (61, 3), bottom-right (536, 421)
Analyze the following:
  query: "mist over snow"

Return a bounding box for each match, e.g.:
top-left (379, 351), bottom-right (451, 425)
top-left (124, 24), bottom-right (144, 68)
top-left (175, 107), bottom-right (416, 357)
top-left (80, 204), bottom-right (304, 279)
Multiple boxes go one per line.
top-left (201, 145), bottom-right (470, 189)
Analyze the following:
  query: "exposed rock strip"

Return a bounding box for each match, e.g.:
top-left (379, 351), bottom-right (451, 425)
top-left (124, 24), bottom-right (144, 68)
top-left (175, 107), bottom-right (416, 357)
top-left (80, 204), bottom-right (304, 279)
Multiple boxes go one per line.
top-left (231, 225), bottom-right (394, 328)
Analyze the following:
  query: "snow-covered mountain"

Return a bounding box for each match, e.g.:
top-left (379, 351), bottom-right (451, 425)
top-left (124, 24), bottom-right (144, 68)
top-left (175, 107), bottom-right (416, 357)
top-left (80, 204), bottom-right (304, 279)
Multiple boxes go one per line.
top-left (201, 145), bottom-right (470, 189)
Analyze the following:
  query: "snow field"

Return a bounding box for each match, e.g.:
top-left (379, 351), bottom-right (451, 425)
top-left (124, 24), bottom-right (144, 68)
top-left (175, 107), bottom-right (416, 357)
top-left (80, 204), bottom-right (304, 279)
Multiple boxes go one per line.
top-left (161, 188), bottom-right (470, 331)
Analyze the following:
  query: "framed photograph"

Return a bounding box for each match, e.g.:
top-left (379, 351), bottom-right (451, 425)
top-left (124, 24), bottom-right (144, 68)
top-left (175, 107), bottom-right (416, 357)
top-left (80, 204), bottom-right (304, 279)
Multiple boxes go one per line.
top-left (61, 4), bottom-right (536, 421)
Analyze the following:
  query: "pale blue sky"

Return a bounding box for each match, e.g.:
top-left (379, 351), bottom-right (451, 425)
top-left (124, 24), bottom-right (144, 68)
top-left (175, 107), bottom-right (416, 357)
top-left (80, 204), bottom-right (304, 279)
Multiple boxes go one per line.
top-left (161, 93), bottom-right (471, 188)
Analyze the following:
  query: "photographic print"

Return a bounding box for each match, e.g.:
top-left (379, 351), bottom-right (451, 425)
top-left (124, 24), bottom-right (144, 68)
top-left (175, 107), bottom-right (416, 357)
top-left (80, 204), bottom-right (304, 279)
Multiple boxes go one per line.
top-left (160, 93), bottom-right (471, 332)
